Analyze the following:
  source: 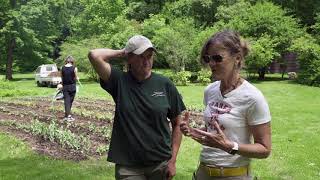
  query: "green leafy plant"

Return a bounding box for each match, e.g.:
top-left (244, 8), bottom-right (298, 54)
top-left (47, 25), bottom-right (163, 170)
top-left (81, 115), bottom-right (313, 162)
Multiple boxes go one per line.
top-left (96, 144), bottom-right (109, 156)
top-left (290, 36), bottom-right (320, 86)
top-left (170, 71), bottom-right (192, 86)
top-left (195, 69), bottom-right (211, 85)
top-left (18, 119), bottom-right (91, 152)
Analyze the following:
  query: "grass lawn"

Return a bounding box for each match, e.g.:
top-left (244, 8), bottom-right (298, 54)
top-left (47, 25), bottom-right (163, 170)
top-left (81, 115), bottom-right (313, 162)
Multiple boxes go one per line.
top-left (1, 73), bottom-right (320, 179)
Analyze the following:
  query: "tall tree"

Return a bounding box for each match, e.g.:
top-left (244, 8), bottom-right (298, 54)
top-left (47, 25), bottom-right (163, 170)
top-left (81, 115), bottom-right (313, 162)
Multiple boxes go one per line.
top-left (153, 17), bottom-right (198, 71)
top-left (215, 1), bottom-right (305, 79)
top-left (1, 0), bottom-right (17, 80)
top-left (70, 0), bottom-right (125, 38)
top-left (272, 0), bottom-right (320, 27)
top-left (124, 0), bottom-right (167, 22)
top-left (0, 0), bottom-right (67, 79)
top-left (163, 0), bottom-right (238, 27)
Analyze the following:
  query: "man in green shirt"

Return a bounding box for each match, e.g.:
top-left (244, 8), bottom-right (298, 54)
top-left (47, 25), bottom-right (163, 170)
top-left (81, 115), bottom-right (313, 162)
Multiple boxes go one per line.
top-left (88, 35), bottom-right (186, 180)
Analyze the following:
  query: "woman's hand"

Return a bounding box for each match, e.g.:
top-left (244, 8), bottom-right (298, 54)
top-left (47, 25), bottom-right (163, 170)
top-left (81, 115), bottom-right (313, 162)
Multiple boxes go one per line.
top-left (57, 84), bottom-right (63, 90)
top-left (179, 112), bottom-right (208, 139)
top-left (191, 120), bottom-right (233, 152)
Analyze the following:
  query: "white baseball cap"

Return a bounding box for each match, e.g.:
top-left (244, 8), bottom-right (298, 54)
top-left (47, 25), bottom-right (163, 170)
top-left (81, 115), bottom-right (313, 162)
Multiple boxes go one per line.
top-left (124, 35), bottom-right (156, 55)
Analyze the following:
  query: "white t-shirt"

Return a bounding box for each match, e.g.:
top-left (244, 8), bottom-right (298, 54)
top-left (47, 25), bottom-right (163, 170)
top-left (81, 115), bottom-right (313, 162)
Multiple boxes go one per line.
top-left (200, 80), bottom-right (271, 167)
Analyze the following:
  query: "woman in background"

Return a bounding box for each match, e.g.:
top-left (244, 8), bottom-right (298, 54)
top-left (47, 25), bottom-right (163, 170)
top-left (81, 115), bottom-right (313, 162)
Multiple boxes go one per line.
top-left (61, 55), bottom-right (78, 122)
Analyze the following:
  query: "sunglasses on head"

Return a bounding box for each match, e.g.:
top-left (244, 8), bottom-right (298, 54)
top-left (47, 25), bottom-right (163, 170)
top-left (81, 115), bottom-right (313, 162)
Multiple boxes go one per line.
top-left (203, 54), bottom-right (223, 63)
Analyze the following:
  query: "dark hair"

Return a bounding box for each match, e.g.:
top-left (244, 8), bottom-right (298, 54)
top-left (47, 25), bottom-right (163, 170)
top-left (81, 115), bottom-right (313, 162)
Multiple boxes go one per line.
top-left (200, 30), bottom-right (250, 68)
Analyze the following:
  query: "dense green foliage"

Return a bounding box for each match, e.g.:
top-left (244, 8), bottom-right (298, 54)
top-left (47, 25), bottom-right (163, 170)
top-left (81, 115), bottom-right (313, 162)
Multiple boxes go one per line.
top-left (2, 0), bottom-right (320, 86)
top-left (290, 36), bottom-right (320, 86)
top-left (0, 0), bottom-right (73, 74)
top-left (0, 80), bottom-right (40, 97)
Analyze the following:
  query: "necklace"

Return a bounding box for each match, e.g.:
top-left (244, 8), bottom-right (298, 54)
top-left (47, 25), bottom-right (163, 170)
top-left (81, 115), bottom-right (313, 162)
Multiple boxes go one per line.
top-left (220, 77), bottom-right (242, 98)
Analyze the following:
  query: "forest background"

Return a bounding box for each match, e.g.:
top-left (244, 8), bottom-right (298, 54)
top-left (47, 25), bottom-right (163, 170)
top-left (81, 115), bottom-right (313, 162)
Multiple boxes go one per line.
top-left (1, 0), bottom-right (320, 86)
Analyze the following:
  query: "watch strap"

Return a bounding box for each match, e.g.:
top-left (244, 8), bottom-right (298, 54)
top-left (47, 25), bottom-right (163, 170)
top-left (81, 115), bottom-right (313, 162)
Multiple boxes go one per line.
top-left (229, 142), bottom-right (239, 155)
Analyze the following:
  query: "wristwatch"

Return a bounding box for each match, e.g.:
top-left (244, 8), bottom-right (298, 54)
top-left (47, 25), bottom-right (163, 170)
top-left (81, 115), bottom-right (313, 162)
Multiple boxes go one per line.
top-left (229, 142), bottom-right (239, 155)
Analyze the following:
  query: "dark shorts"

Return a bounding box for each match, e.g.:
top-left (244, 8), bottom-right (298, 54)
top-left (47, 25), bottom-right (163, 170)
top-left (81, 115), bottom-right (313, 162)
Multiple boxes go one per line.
top-left (115, 161), bottom-right (168, 180)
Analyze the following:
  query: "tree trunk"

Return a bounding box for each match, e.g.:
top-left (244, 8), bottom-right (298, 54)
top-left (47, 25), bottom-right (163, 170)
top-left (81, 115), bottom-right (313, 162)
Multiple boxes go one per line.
top-left (6, 38), bottom-right (16, 80)
top-left (258, 67), bottom-right (266, 80)
top-left (280, 63), bottom-right (287, 79)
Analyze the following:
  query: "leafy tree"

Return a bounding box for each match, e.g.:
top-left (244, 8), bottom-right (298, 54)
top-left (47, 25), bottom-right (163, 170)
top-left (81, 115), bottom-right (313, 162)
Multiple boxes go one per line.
top-left (142, 15), bottom-right (168, 68)
top-left (59, 37), bottom-right (105, 81)
top-left (289, 35), bottom-right (320, 86)
top-left (190, 26), bottom-right (220, 71)
top-left (246, 35), bottom-right (280, 79)
top-left (311, 13), bottom-right (320, 43)
top-left (124, 0), bottom-right (166, 22)
top-left (0, 1), bottom-right (11, 74)
top-left (61, 14), bottom-right (141, 80)
top-left (48, 0), bottom-right (82, 59)
top-left (272, 0), bottom-right (320, 27)
top-left (70, 0), bottom-right (125, 38)
top-left (142, 14), bottom-right (166, 39)
top-left (1, 0), bottom-right (61, 79)
top-left (163, 0), bottom-right (237, 27)
top-left (153, 18), bottom-right (198, 72)
top-left (103, 15), bottom-right (141, 50)
top-left (215, 1), bottom-right (305, 79)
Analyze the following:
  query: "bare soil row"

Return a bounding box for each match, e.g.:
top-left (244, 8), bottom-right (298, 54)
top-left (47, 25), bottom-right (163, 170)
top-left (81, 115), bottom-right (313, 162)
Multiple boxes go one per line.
top-left (0, 97), bottom-right (204, 161)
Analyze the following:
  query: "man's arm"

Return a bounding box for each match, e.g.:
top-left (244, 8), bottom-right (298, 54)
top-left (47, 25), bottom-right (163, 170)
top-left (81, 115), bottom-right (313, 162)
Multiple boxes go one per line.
top-left (166, 115), bottom-right (183, 180)
top-left (88, 48), bottom-right (125, 82)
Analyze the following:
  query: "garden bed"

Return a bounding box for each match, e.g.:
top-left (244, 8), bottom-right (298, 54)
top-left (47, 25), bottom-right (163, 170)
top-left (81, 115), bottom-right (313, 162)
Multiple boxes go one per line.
top-left (0, 97), bottom-right (203, 161)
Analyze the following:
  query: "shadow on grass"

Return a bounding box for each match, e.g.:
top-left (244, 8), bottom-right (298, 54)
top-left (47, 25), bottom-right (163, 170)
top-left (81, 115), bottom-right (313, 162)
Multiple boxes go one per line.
top-left (0, 77), bottom-right (35, 82)
top-left (78, 79), bottom-right (97, 84)
top-left (245, 75), bottom-right (299, 84)
top-left (0, 155), bottom-right (113, 179)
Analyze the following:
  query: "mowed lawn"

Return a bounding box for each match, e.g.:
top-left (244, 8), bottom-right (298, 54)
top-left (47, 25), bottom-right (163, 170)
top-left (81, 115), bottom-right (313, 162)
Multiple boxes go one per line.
top-left (0, 73), bottom-right (320, 179)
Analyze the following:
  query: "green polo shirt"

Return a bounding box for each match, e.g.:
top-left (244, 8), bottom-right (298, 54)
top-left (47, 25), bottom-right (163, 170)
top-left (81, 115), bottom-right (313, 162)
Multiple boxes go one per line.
top-left (100, 67), bottom-right (186, 166)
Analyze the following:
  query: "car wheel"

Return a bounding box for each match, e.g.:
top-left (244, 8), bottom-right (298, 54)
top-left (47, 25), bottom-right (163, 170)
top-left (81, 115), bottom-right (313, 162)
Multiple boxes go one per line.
top-left (37, 81), bottom-right (42, 87)
top-left (48, 83), bottom-right (56, 88)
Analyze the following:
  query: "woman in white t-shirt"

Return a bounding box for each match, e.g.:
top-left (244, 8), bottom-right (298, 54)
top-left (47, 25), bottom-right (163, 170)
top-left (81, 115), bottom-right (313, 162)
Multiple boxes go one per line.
top-left (180, 30), bottom-right (271, 180)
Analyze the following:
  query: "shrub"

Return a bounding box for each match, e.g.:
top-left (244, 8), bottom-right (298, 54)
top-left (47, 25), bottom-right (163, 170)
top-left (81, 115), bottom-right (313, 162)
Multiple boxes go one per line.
top-left (170, 71), bottom-right (192, 86)
top-left (160, 70), bottom-right (174, 79)
top-left (195, 69), bottom-right (212, 85)
top-left (290, 36), bottom-right (320, 86)
top-left (0, 81), bottom-right (37, 97)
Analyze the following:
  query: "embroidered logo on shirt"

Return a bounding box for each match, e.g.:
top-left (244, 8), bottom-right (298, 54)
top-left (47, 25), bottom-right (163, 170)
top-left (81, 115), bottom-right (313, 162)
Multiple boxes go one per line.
top-left (151, 91), bottom-right (165, 97)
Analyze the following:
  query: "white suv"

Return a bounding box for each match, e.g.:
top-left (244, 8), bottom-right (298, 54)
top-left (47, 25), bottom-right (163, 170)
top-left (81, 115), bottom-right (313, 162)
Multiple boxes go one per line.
top-left (35, 64), bottom-right (62, 87)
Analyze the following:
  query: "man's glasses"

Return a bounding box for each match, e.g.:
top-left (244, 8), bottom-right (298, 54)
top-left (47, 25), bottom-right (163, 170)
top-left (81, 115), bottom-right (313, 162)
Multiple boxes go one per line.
top-left (203, 54), bottom-right (223, 63)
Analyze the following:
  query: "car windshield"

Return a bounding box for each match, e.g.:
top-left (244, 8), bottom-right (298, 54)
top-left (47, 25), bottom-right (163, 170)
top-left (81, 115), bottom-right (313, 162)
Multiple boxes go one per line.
top-left (36, 67), bottom-right (41, 73)
top-left (46, 66), bottom-right (53, 71)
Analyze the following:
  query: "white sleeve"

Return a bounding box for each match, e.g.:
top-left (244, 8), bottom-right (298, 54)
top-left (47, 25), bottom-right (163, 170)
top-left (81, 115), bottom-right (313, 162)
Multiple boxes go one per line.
top-left (203, 90), bottom-right (207, 106)
top-left (247, 93), bottom-right (271, 125)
